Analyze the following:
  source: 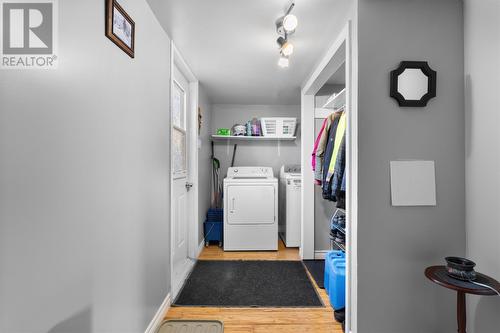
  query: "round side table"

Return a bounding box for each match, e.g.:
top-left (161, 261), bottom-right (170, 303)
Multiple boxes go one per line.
top-left (425, 265), bottom-right (500, 333)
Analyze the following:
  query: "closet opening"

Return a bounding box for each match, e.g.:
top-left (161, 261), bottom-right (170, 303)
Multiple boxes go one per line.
top-left (301, 22), bottom-right (357, 333)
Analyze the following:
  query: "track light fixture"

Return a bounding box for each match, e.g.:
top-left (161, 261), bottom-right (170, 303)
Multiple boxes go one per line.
top-left (277, 36), bottom-right (294, 56)
top-left (276, 2), bottom-right (297, 37)
top-left (278, 55), bottom-right (290, 68)
top-left (276, 2), bottom-right (297, 67)
top-left (282, 14), bottom-right (298, 32)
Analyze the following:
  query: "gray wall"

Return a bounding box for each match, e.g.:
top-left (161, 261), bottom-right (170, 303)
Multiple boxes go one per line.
top-left (210, 105), bottom-right (301, 178)
top-left (464, 1), bottom-right (500, 332)
top-left (198, 86), bottom-right (213, 242)
top-left (0, 1), bottom-right (171, 332)
top-left (357, 0), bottom-right (465, 332)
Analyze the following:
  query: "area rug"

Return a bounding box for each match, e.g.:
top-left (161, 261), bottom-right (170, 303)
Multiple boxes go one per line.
top-left (303, 259), bottom-right (325, 289)
top-left (174, 260), bottom-right (323, 307)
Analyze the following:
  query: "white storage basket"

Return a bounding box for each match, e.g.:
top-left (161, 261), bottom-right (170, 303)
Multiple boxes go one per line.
top-left (260, 117), bottom-right (297, 137)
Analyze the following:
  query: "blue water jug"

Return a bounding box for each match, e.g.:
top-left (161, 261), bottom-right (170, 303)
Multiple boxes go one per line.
top-left (324, 250), bottom-right (345, 293)
top-left (329, 260), bottom-right (346, 310)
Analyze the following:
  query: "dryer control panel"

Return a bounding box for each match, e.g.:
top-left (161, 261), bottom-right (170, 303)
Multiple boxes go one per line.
top-left (283, 164), bottom-right (301, 174)
top-left (227, 167), bottom-right (274, 179)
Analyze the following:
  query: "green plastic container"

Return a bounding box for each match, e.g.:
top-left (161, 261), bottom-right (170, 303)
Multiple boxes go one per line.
top-left (216, 128), bottom-right (231, 136)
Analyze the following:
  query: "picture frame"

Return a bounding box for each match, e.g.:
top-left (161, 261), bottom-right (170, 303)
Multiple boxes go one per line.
top-left (105, 0), bottom-right (135, 58)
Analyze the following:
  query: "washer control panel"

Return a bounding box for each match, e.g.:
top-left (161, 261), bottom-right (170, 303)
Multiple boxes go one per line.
top-left (227, 167), bottom-right (274, 179)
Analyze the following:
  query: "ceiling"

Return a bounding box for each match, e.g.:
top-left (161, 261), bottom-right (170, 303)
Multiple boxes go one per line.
top-left (327, 62), bottom-right (346, 85)
top-left (146, 0), bottom-right (352, 105)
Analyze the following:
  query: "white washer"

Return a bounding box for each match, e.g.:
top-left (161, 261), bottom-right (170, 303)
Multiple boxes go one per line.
top-left (224, 167), bottom-right (278, 251)
top-left (279, 165), bottom-right (302, 247)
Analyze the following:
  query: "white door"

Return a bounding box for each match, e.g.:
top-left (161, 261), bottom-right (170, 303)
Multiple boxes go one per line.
top-left (171, 64), bottom-right (192, 296)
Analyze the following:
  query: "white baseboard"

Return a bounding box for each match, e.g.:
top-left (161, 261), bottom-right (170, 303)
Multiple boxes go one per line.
top-left (314, 250), bottom-right (330, 259)
top-left (144, 293), bottom-right (171, 333)
top-left (197, 240), bottom-right (205, 257)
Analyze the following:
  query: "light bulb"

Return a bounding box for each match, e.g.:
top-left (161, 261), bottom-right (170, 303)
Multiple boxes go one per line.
top-left (283, 14), bottom-right (298, 32)
top-left (281, 42), bottom-right (294, 56)
top-left (278, 56), bottom-right (289, 68)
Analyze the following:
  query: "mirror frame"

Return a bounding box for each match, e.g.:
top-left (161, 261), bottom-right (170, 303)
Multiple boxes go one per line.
top-left (390, 61), bottom-right (437, 107)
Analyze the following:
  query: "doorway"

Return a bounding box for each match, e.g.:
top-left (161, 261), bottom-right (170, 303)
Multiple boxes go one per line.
top-left (300, 22), bottom-right (357, 332)
top-left (170, 42), bottom-right (200, 299)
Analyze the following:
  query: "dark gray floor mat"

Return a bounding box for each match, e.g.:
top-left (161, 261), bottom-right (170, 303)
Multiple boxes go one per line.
top-left (303, 260), bottom-right (325, 289)
top-left (174, 260), bottom-right (323, 307)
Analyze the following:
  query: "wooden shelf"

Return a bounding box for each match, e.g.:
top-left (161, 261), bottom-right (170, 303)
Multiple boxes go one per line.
top-left (211, 135), bottom-right (296, 141)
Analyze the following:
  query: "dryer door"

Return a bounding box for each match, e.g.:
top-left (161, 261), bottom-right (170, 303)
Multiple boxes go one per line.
top-left (227, 184), bottom-right (275, 225)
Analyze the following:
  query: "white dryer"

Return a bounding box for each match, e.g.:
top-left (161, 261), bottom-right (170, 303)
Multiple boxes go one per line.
top-left (279, 165), bottom-right (302, 247)
top-left (224, 167), bottom-right (278, 251)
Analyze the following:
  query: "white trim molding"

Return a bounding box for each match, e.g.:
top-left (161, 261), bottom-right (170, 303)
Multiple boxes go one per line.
top-left (144, 293), bottom-right (171, 333)
top-left (172, 259), bottom-right (195, 300)
top-left (197, 240), bottom-right (205, 258)
top-left (314, 250), bottom-right (330, 260)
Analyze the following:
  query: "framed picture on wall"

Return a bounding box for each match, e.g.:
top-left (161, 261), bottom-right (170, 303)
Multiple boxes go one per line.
top-left (105, 0), bottom-right (135, 58)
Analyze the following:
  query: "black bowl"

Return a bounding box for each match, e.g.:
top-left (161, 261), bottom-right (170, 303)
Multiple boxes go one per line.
top-left (445, 257), bottom-right (476, 272)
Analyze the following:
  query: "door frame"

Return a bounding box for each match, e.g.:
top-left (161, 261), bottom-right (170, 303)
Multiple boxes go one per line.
top-left (169, 41), bottom-right (200, 299)
top-left (300, 22), bottom-right (358, 333)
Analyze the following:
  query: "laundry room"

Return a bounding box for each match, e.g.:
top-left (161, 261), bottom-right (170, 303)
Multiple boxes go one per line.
top-left (204, 103), bottom-right (301, 251)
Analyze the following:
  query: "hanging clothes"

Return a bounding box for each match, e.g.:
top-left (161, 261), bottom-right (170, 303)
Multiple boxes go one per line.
top-left (321, 112), bottom-right (342, 195)
top-left (314, 113), bottom-right (337, 185)
top-left (330, 133), bottom-right (346, 205)
top-left (326, 112), bottom-right (347, 181)
top-left (338, 145), bottom-right (347, 209)
top-left (321, 112), bottom-right (345, 198)
top-left (311, 116), bottom-right (329, 185)
top-left (336, 147), bottom-right (347, 208)
top-left (312, 117), bottom-right (328, 171)
top-left (315, 113), bottom-right (337, 184)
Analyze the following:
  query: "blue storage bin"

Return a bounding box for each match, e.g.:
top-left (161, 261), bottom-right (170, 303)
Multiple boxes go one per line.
top-left (328, 260), bottom-right (346, 310)
top-left (204, 221), bottom-right (223, 246)
top-left (206, 208), bottom-right (223, 222)
top-left (324, 250), bottom-right (345, 293)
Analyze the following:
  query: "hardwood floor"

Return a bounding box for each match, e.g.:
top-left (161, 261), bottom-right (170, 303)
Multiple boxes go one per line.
top-left (198, 238), bottom-right (302, 261)
top-left (164, 240), bottom-right (343, 333)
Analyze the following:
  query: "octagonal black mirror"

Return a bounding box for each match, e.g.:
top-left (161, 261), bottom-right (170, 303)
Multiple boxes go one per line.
top-left (390, 61), bottom-right (436, 107)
